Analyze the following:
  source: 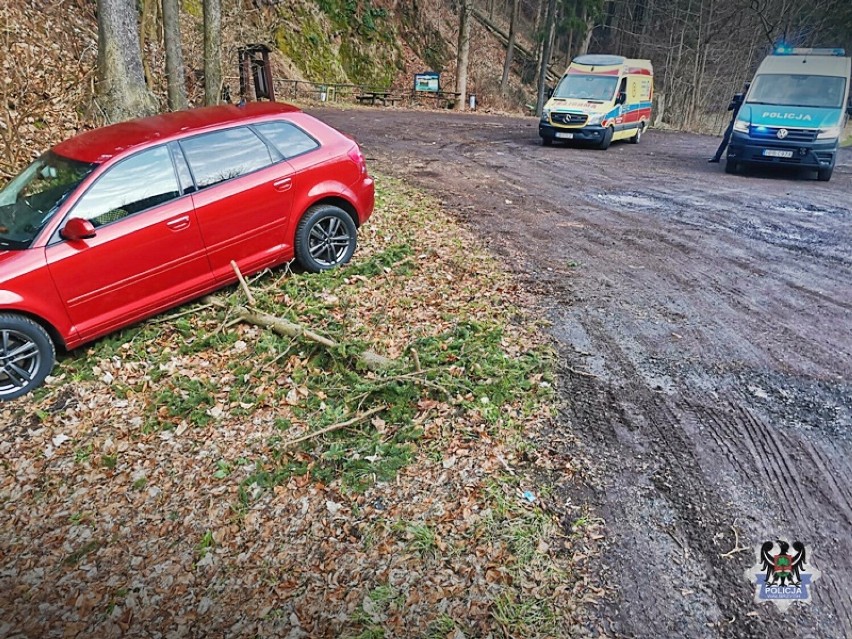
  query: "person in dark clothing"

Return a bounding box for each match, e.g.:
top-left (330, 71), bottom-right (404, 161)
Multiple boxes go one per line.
top-left (709, 82), bottom-right (750, 163)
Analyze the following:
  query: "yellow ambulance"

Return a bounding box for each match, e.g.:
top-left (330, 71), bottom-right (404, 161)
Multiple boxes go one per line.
top-left (539, 54), bottom-right (654, 149)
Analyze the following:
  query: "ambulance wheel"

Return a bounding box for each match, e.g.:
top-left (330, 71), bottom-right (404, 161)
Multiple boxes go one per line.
top-left (542, 137), bottom-right (553, 147)
top-left (817, 167), bottom-right (833, 182)
top-left (724, 160), bottom-right (738, 174)
top-left (629, 123), bottom-right (644, 144)
top-left (598, 126), bottom-right (614, 150)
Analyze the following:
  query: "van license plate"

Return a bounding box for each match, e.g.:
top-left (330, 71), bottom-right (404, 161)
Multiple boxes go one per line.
top-left (763, 149), bottom-right (793, 158)
top-left (556, 132), bottom-right (574, 139)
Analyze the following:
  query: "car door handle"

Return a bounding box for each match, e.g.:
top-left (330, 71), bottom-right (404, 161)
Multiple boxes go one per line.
top-left (166, 216), bottom-right (190, 231)
top-left (273, 177), bottom-right (292, 192)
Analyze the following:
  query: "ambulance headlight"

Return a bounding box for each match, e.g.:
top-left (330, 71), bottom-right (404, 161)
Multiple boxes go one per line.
top-left (817, 126), bottom-right (841, 140)
top-left (733, 119), bottom-right (749, 133)
top-left (587, 113), bottom-right (604, 126)
top-left (541, 108), bottom-right (551, 120)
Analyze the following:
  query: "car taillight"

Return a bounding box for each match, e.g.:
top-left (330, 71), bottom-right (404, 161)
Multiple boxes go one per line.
top-left (348, 146), bottom-right (368, 177)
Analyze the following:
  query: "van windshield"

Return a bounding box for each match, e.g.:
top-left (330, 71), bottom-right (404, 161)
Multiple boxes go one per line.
top-left (0, 151), bottom-right (96, 249)
top-left (747, 74), bottom-right (847, 109)
top-left (553, 75), bottom-right (618, 102)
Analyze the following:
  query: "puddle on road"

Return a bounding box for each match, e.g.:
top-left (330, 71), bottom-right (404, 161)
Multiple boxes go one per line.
top-left (592, 192), bottom-right (663, 209)
top-left (764, 200), bottom-right (850, 217)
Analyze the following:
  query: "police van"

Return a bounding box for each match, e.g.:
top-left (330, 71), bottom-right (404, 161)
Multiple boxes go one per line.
top-left (726, 47), bottom-right (852, 181)
top-left (539, 55), bottom-right (653, 150)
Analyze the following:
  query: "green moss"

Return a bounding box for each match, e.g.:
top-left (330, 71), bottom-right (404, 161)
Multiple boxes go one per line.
top-left (182, 0), bottom-right (202, 19)
top-left (272, 1), bottom-right (401, 87)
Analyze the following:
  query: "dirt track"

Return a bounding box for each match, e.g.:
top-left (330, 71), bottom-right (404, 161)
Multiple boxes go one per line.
top-left (312, 106), bottom-right (852, 638)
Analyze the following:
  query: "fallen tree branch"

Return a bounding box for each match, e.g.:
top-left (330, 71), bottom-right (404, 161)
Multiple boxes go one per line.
top-left (283, 405), bottom-right (386, 448)
top-left (231, 260), bottom-right (256, 306)
top-left (201, 295), bottom-right (393, 371)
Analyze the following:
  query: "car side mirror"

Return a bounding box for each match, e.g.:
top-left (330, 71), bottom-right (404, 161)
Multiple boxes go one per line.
top-left (60, 217), bottom-right (96, 241)
top-left (847, 103), bottom-right (852, 116)
top-left (617, 92), bottom-right (627, 105)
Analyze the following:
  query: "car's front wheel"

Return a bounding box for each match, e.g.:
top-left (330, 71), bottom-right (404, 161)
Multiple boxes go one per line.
top-left (295, 204), bottom-right (358, 273)
top-left (0, 314), bottom-right (55, 401)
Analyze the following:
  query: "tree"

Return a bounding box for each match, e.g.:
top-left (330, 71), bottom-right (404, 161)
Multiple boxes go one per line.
top-left (162, 0), bottom-right (187, 110)
top-left (501, 0), bottom-right (519, 95)
top-left (203, 0), bottom-right (222, 106)
top-left (95, 0), bottom-right (157, 122)
top-left (535, 0), bottom-right (557, 116)
top-left (455, 0), bottom-right (473, 111)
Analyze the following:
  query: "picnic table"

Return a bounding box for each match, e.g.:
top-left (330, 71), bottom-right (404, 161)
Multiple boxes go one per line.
top-left (412, 90), bottom-right (462, 109)
top-left (355, 91), bottom-right (403, 107)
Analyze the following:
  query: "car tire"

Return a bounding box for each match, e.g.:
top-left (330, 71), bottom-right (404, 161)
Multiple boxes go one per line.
top-left (295, 204), bottom-right (358, 273)
top-left (0, 313), bottom-right (55, 401)
top-left (598, 126), bottom-right (614, 150)
top-left (542, 137), bottom-right (553, 147)
top-left (724, 159), bottom-right (738, 174)
top-left (629, 123), bottom-right (644, 144)
top-left (817, 167), bottom-right (833, 182)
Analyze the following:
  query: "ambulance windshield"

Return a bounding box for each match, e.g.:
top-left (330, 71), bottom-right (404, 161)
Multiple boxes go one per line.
top-left (553, 75), bottom-right (618, 102)
top-left (747, 74), bottom-right (847, 109)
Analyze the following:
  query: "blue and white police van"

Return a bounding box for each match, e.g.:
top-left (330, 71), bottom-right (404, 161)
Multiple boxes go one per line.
top-left (726, 47), bottom-right (851, 181)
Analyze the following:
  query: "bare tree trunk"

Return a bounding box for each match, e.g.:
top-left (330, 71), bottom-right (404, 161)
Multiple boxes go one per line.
top-left (203, 0), bottom-right (222, 106)
top-left (95, 0), bottom-right (158, 122)
top-left (579, 6), bottom-right (595, 55)
top-left (162, 0), bottom-right (187, 110)
top-left (500, 0), bottom-right (519, 95)
top-left (535, 0), bottom-right (557, 116)
top-left (455, 0), bottom-right (472, 110)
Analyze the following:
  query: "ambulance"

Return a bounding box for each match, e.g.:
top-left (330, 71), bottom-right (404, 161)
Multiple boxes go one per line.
top-left (726, 47), bottom-right (851, 181)
top-left (539, 54), bottom-right (653, 149)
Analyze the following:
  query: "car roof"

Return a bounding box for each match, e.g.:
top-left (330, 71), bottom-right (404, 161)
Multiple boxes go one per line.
top-left (757, 53), bottom-right (851, 78)
top-left (53, 102), bottom-right (302, 164)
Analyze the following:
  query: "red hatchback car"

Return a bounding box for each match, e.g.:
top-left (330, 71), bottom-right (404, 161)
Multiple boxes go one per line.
top-left (0, 102), bottom-right (374, 400)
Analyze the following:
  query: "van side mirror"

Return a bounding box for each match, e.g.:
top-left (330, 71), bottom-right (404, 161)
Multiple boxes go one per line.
top-left (617, 91), bottom-right (627, 105)
top-left (61, 217), bottom-right (96, 241)
top-left (547, 87), bottom-right (554, 99)
top-left (847, 103), bottom-right (852, 116)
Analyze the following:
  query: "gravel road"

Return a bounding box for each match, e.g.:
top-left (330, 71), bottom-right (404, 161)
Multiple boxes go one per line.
top-left (312, 106), bottom-right (852, 639)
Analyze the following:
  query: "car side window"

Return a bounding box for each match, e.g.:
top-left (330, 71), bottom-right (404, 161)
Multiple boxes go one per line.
top-left (70, 145), bottom-right (180, 227)
top-left (253, 122), bottom-right (319, 159)
top-left (179, 126), bottom-right (274, 189)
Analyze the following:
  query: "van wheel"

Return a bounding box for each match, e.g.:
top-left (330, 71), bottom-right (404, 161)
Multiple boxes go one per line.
top-left (598, 126), bottom-right (614, 150)
top-left (724, 160), bottom-right (739, 174)
top-left (295, 204), bottom-right (358, 273)
top-left (0, 314), bottom-right (55, 401)
top-left (817, 167), bottom-right (833, 182)
top-left (629, 123), bottom-right (644, 144)
top-left (542, 137), bottom-right (553, 147)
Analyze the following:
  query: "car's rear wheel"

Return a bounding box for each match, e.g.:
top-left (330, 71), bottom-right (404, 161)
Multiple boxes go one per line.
top-left (295, 204), bottom-right (358, 273)
top-left (629, 123), bottom-right (644, 144)
top-left (0, 314), bottom-right (55, 401)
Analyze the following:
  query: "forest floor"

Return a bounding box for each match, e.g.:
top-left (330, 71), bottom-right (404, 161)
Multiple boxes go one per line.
top-left (313, 105), bottom-right (852, 639)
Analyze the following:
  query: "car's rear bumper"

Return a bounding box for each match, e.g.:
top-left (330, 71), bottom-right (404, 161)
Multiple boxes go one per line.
top-left (539, 122), bottom-right (607, 143)
top-left (727, 132), bottom-right (837, 169)
top-left (357, 177), bottom-right (375, 225)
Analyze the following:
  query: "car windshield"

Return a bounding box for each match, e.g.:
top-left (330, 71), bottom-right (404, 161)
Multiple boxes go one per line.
top-left (553, 75), bottom-right (618, 102)
top-left (0, 151), bottom-right (96, 249)
top-left (747, 74), bottom-right (847, 109)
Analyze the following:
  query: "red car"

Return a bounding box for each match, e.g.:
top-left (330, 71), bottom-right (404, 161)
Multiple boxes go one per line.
top-left (0, 102), bottom-right (374, 400)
